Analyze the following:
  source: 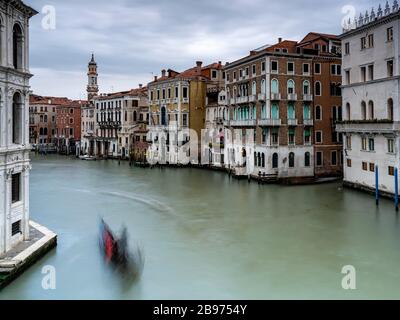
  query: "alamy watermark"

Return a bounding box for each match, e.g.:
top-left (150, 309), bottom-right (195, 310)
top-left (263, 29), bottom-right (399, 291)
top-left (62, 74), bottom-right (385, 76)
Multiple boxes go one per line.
top-left (41, 5), bottom-right (56, 30)
top-left (41, 265), bottom-right (56, 290)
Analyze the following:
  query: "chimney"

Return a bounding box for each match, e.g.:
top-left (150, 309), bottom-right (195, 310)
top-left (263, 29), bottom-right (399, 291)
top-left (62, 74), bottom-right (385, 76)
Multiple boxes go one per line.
top-left (161, 69), bottom-right (166, 77)
top-left (139, 84), bottom-right (143, 89)
top-left (154, 75), bottom-right (158, 82)
top-left (278, 37), bottom-right (282, 43)
top-left (196, 61), bottom-right (202, 75)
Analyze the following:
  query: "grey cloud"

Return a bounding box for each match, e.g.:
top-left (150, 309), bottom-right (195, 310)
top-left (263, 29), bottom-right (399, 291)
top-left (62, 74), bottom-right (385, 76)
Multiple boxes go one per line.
top-left (26, 0), bottom-right (378, 98)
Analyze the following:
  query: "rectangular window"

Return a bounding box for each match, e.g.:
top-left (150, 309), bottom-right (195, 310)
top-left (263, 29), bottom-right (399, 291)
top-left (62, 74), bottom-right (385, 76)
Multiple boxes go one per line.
top-left (369, 138), bottom-right (375, 151)
top-left (226, 73), bottom-right (230, 82)
top-left (345, 42), bottom-right (350, 55)
top-left (287, 62), bottom-right (294, 74)
top-left (162, 89), bottom-right (166, 99)
top-left (316, 152), bottom-right (323, 166)
top-left (368, 34), bottom-right (374, 48)
top-left (239, 69), bottom-right (243, 78)
top-left (314, 63), bottom-right (321, 74)
top-left (182, 114), bottom-right (188, 127)
top-left (261, 62), bottom-right (266, 72)
top-left (362, 161), bottom-right (368, 171)
top-left (11, 220), bottom-right (21, 236)
top-left (252, 65), bottom-right (256, 75)
top-left (245, 67), bottom-right (249, 76)
top-left (303, 63), bottom-right (309, 75)
top-left (361, 66), bottom-right (366, 82)
top-left (233, 71), bottom-right (237, 80)
top-left (331, 64), bottom-right (341, 75)
top-left (271, 61), bottom-right (278, 73)
top-left (387, 27), bottom-right (394, 42)
top-left (175, 86), bottom-right (179, 98)
top-left (361, 137), bottom-right (367, 150)
top-left (368, 65), bottom-right (374, 81)
top-left (389, 166), bottom-right (395, 176)
top-left (288, 129), bottom-right (295, 145)
top-left (183, 87), bottom-right (188, 99)
top-left (315, 131), bottom-right (322, 143)
top-left (331, 151), bottom-right (337, 166)
top-left (388, 138), bottom-right (394, 153)
top-left (347, 159), bottom-right (352, 167)
top-left (12, 173), bottom-right (21, 204)
top-left (212, 70), bottom-right (217, 79)
top-left (369, 163), bottom-right (375, 172)
top-left (167, 88), bottom-right (171, 99)
top-left (387, 60), bottom-right (394, 77)
top-left (271, 129), bottom-right (279, 145)
top-left (361, 37), bottom-right (366, 50)
top-left (345, 70), bottom-right (350, 85)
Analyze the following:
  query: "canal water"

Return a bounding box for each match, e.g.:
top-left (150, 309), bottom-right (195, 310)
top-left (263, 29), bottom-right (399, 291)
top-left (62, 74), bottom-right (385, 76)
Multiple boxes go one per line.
top-left (1, 154), bottom-right (400, 299)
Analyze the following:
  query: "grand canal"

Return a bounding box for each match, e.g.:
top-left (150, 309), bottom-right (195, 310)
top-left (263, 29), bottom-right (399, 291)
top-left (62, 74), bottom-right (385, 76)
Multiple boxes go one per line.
top-left (1, 154), bottom-right (400, 299)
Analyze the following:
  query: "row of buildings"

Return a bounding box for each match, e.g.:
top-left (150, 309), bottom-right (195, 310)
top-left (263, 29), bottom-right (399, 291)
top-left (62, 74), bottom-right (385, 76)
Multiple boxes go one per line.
top-left (29, 1), bottom-right (400, 197)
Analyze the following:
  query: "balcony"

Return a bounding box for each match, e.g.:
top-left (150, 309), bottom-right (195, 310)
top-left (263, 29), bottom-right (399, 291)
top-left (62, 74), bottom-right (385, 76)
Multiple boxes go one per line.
top-left (182, 98), bottom-right (189, 104)
top-left (223, 120), bottom-right (230, 126)
top-left (230, 98), bottom-right (237, 105)
top-left (258, 93), bottom-right (266, 101)
top-left (303, 94), bottom-right (313, 101)
top-left (230, 119), bottom-right (257, 127)
top-left (287, 119), bottom-right (298, 126)
top-left (287, 93), bottom-right (298, 101)
top-left (248, 95), bottom-right (256, 103)
top-left (303, 119), bottom-right (314, 126)
top-left (237, 96), bottom-right (249, 104)
top-left (258, 119), bottom-right (282, 126)
top-left (271, 93), bottom-right (281, 101)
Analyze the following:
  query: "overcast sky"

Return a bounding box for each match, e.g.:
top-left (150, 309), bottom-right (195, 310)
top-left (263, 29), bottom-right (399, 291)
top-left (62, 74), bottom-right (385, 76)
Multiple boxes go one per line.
top-left (25, 0), bottom-right (378, 99)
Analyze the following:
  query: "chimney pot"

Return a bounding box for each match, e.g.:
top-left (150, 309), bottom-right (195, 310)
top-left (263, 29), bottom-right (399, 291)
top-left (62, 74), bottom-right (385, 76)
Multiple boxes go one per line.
top-left (278, 37), bottom-right (282, 43)
top-left (139, 84), bottom-right (143, 88)
top-left (154, 75), bottom-right (158, 82)
top-left (161, 69), bottom-right (166, 77)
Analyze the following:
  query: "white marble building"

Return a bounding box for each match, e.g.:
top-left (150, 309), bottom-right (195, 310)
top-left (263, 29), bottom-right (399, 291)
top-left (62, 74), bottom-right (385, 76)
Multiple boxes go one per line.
top-left (337, 2), bottom-right (400, 195)
top-left (0, 0), bottom-right (37, 254)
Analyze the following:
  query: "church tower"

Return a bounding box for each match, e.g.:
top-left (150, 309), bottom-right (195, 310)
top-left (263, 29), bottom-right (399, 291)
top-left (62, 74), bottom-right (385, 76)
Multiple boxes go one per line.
top-left (87, 53), bottom-right (99, 101)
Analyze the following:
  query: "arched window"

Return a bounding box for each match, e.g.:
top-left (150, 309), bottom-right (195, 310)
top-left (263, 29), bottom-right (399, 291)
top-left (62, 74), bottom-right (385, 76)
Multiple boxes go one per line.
top-left (287, 79), bottom-right (295, 94)
top-left (257, 152), bottom-right (261, 167)
top-left (388, 98), bottom-right (394, 121)
top-left (303, 80), bottom-right (310, 95)
top-left (261, 153), bottom-right (265, 167)
top-left (254, 152), bottom-right (257, 166)
top-left (361, 101), bottom-right (366, 120)
top-left (261, 79), bottom-right (266, 94)
top-left (271, 79), bottom-right (279, 94)
top-left (13, 24), bottom-right (23, 69)
top-left (332, 106), bottom-right (337, 121)
top-left (289, 152), bottom-right (295, 168)
top-left (261, 104), bottom-right (266, 119)
top-left (161, 107), bottom-right (167, 125)
top-left (125, 111), bottom-right (128, 122)
top-left (315, 105), bottom-right (322, 120)
top-left (346, 103), bottom-right (351, 120)
top-left (304, 152), bottom-right (310, 167)
top-left (252, 81), bottom-right (256, 95)
top-left (315, 81), bottom-right (321, 96)
top-left (133, 111), bottom-right (137, 122)
top-left (271, 103), bottom-right (279, 119)
top-left (12, 92), bottom-right (22, 144)
top-left (272, 153), bottom-right (278, 169)
top-left (368, 100), bottom-right (374, 119)
top-left (44, 127), bottom-right (48, 135)
top-left (39, 127), bottom-right (43, 135)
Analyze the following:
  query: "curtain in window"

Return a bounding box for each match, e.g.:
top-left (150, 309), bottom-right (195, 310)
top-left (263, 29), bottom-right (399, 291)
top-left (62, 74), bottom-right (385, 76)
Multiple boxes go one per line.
top-left (288, 103), bottom-right (295, 119)
top-left (271, 79), bottom-right (279, 94)
top-left (303, 104), bottom-right (310, 120)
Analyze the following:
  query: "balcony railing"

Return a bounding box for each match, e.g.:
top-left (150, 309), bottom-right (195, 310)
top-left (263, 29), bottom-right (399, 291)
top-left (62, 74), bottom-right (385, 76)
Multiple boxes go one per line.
top-left (287, 93), bottom-right (298, 101)
top-left (258, 93), bottom-right (266, 101)
top-left (248, 95), bottom-right (256, 102)
top-left (258, 119), bottom-right (282, 126)
top-left (223, 120), bottom-right (230, 126)
top-left (335, 120), bottom-right (400, 134)
top-left (303, 119), bottom-right (314, 126)
top-left (287, 119), bottom-right (298, 126)
top-left (271, 93), bottom-right (281, 101)
top-left (237, 96), bottom-right (249, 104)
top-left (230, 98), bottom-right (237, 105)
top-left (303, 94), bottom-right (313, 101)
top-left (230, 119), bottom-right (257, 127)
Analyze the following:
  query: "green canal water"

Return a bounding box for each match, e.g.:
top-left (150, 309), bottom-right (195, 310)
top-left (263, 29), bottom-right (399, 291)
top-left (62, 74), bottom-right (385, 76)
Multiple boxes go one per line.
top-left (1, 154), bottom-right (400, 299)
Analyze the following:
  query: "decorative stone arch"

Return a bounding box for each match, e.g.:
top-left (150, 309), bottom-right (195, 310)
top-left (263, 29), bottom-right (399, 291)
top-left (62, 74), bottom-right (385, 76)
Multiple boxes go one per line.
top-left (368, 100), bottom-right (374, 119)
top-left (387, 98), bottom-right (394, 121)
top-left (12, 22), bottom-right (25, 70)
top-left (12, 90), bottom-right (23, 144)
top-left (361, 101), bottom-right (367, 120)
top-left (346, 102), bottom-right (351, 120)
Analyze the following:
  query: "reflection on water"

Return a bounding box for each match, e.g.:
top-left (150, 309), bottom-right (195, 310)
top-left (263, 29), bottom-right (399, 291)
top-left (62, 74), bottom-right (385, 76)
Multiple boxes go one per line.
top-left (1, 154), bottom-right (400, 299)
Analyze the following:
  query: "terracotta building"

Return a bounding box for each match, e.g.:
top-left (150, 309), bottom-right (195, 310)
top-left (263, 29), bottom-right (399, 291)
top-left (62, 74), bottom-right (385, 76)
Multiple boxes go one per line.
top-left (29, 95), bottom-right (69, 146)
top-left (55, 100), bottom-right (85, 154)
top-left (223, 32), bottom-right (342, 181)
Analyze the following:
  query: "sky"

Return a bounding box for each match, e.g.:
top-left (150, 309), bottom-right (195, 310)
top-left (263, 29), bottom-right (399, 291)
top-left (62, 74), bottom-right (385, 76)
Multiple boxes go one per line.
top-left (25, 0), bottom-right (379, 99)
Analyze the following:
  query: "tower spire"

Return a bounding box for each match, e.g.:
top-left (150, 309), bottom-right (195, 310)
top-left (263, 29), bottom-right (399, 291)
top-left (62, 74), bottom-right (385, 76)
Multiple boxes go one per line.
top-left (87, 53), bottom-right (99, 101)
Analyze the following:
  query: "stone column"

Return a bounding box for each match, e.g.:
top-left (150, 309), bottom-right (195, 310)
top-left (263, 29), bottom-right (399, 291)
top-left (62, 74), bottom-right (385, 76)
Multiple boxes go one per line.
top-left (0, 170), bottom-right (5, 254)
top-left (22, 164), bottom-right (30, 241)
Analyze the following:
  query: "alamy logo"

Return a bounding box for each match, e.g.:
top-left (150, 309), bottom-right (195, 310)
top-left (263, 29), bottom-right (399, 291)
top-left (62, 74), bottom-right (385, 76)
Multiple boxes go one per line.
top-left (41, 5), bottom-right (56, 30)
top-left (341, 265), bottom-right (356, 290)
top-left (341, 5), bottom-right (356, 29)
top-left (41, 265), bottom-right (56, 290)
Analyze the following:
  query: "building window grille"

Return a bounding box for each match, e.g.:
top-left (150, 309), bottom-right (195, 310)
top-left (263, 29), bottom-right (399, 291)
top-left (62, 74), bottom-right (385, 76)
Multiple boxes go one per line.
top-left (12, 173), bottom-right (21, 204)
top-left (12, 220), bottom-right (21, 236)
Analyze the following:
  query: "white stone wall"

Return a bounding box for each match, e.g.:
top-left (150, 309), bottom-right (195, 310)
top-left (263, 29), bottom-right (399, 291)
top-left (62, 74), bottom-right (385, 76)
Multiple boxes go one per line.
top-left (0, 1), bottom-right (35, 254)
top-left (340, 13), bottom-right (400, 194)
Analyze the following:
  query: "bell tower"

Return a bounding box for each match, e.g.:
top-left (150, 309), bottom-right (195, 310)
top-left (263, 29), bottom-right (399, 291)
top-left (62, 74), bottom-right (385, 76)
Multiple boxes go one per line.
top-left (87, 53), bottom-right (99, 101)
